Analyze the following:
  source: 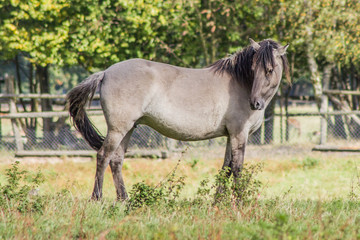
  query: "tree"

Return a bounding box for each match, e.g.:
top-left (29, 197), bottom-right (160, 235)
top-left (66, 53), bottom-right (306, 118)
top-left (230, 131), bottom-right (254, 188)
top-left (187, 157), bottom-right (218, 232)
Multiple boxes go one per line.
top-left (273, 0), bottom-right (360, 102)
top-left (270, 0), bottom-right (360, 141)
top-left (0, 0), bottom-right (72, 147)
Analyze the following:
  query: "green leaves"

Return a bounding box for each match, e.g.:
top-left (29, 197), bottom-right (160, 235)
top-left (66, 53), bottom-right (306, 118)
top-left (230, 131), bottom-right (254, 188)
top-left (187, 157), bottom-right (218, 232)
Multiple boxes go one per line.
top-left (273, 0), bottom-right (360, 67)
top-left (0, 0), bottom-right (71, 66)
top-left (1, 0), bottom-right (359, 85)
top-left (0, 161), bottom-right (45, 213)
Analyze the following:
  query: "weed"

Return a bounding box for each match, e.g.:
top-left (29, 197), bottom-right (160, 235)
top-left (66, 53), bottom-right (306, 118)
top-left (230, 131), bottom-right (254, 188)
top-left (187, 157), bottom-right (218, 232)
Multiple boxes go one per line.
top-left (105, 202), bottom-right (122, 219)
top-left (193, 163), bottom-right (264, 208)
top-left (187, 158), bottom-right (199, 169)
top-left (302, 157), bottom-right (319, 169)
top-left (126, 159), bottom-right (186, 213)
top-left (123, 162), bottom-right (130, 170)
top-left (195, 178), bottom-right (211, 203)
top-left (233, 163), bottom-right (263, 204)
top-left (349, 164), bottom-right (360, 200)
top-left (213, 163), bottom-right (264, 206)
top-left (0, 161), bottom-right (45, 213)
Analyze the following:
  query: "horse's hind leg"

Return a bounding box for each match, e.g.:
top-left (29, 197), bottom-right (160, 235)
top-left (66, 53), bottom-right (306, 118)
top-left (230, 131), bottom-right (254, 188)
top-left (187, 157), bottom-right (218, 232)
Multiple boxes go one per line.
top-left (109, 128), bottom-right (134, 201)
top-left (92, 130), bottom-right (125, 200)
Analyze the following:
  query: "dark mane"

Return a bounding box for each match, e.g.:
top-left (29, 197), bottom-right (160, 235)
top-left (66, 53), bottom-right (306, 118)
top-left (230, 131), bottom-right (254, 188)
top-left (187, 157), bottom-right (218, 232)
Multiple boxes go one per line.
top-left (210, 39), bottom-right (290, 90)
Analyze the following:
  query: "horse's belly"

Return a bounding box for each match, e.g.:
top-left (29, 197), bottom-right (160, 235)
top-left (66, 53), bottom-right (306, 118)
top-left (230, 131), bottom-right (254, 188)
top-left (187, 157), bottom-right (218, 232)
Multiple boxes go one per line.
top-left (138, 113), bottom-right (226, 141)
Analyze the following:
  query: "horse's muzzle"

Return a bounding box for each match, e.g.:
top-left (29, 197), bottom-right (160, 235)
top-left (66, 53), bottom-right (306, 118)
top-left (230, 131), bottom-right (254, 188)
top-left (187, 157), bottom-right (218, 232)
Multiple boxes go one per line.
top-left (250, 99), bottom-right (264, 110)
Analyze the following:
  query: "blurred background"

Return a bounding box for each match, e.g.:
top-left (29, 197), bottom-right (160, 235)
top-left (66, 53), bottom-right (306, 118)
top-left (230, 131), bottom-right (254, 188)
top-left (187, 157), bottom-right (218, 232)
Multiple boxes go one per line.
top-left (0, 0), bottom-right (359, 157)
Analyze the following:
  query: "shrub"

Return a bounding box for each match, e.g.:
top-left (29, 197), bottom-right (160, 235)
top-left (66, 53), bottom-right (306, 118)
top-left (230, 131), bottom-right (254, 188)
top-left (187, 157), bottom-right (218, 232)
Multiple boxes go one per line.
top-left (213, 163), bottom-right (263, 206)
top-left (126, 160), bottom-right (185, 213)
top-left (0, 161), bottom-right (45, 213)
top-left (302, 157), bottom-right (319, 169)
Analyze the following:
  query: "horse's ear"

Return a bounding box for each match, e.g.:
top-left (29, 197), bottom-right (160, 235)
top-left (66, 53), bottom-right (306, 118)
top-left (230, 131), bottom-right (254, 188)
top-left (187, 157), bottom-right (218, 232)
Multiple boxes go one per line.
top-left (249, 38), bottom-right (260, 51)
top-left (276, 44), bottom-right (289, 56)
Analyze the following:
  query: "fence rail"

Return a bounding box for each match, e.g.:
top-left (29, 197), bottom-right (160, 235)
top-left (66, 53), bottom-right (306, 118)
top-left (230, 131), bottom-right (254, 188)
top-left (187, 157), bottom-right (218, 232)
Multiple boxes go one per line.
top-left (275, 111), bottom-right (360, 117)
top-left (0, 110), bottom-right (103, 119)
top-left (323, 90), bottom-right (360, 95)
top-left (0, 93), bottom-right (100, 99)
top-left (3, 109), bottom-right (359, 119)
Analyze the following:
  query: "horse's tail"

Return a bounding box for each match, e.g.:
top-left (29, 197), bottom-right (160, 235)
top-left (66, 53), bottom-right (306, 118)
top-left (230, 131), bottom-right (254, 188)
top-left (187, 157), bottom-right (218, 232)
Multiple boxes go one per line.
top-left (66, 71), bottom-right (105, 151)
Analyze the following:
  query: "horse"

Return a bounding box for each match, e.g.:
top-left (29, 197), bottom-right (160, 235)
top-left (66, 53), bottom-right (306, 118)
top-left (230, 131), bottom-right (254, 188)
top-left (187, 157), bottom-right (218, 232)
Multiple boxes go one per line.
top-left (67, 38), bottom-right (289, 200)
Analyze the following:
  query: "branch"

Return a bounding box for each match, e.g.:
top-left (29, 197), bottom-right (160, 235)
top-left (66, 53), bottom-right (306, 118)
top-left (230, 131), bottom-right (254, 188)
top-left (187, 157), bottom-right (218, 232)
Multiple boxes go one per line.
top-left (329, 95), bottom-right (360, 126)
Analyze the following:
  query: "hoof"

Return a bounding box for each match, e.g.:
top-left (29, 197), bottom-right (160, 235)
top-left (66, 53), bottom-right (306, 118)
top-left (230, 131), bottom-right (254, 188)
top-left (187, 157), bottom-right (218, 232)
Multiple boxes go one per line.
top-left (116, 194), bottom-right (129, 202)
top-left (91, 193), bottom-right (102, 201)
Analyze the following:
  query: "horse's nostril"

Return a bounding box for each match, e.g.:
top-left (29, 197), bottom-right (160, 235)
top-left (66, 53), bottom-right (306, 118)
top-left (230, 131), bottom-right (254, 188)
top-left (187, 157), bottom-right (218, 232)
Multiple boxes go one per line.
top-left (250, 99), bottom-right (263, 110)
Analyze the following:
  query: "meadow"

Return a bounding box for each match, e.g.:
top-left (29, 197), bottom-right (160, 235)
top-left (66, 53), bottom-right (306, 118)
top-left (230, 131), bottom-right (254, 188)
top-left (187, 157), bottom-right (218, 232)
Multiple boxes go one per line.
top-left (0, 146), bottom-right (359, 239)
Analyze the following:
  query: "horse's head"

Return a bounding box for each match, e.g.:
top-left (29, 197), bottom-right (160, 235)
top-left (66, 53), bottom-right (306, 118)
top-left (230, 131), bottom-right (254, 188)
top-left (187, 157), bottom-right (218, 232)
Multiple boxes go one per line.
top-left (249, 39), bottom-right (289, 110)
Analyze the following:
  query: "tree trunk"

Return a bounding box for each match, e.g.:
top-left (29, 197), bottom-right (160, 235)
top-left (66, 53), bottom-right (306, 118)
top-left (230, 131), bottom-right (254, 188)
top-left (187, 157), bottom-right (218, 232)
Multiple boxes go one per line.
top-left (319, 64), bottom-right (334, 144)
top-left (15, 54), bottom-right (38, 147)
top-left (349, 63), bottom-right (360, 138)
top-left (15, 54), bottom-right (27, 112)
top-left (36, 64), bottom-right (56, 149)
top-left (28, 62), bottom-right (38, 146)
top-left (306, 48), bottom-right (322, 110)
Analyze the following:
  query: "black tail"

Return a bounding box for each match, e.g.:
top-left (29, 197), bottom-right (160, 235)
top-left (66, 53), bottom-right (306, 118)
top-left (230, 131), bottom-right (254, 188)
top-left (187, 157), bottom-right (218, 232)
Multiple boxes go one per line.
top-left (66, 71), bottom-right (105, 151)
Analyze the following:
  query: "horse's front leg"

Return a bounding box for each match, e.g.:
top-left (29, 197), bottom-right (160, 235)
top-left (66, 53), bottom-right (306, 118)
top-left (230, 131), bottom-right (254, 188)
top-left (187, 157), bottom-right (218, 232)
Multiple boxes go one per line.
top-left (222, 137), bottom-right (232, 172)
top-left (229, 133), bottom-right (247, 184)
top-left (215, 133), bottom-right (247, 201)
top-left (215, 137), bottom-right (232, 197)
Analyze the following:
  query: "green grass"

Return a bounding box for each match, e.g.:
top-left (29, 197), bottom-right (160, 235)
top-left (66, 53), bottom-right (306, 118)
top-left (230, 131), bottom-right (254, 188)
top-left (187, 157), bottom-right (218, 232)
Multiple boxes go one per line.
top-left (2, 197), bottom-right (359, 239)
top-left (0, 151), bottom-right (360, 239)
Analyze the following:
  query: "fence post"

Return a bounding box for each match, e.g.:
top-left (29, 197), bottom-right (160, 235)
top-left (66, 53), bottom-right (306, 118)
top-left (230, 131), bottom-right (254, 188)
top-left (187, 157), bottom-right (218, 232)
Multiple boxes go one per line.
top-left (5, 75), bottom-right (23, 151)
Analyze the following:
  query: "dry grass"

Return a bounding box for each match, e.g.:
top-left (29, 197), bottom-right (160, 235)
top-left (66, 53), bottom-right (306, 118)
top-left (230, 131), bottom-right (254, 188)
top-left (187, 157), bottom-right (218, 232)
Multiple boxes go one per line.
top-left (0, 146), bottom-right (360, 239)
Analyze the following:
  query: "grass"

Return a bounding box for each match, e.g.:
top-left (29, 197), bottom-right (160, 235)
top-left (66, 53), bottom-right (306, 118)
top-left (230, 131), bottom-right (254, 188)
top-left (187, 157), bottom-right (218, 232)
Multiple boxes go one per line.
top-left (0, 148), bottom-right (360, 239)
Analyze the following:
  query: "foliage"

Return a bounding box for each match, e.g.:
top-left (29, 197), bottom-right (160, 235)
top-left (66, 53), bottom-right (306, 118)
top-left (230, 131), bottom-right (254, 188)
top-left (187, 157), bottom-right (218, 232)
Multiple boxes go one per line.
top-left (126, 160), bottom-right (185, 213)
top-left (301, 156), bottom-right (319, 169)
top-left (0, 0), bottom-right (72, 66)
top-left (200, 163), bottom-right (263, 207)
top-left (0, 0), bottom-right (359, 86)
top-left (274, 0), bottom-right (360, 66)
top-left (126, 161), bottom-right (263, 214)
top-left (0, 161), bottom-right (45, 213)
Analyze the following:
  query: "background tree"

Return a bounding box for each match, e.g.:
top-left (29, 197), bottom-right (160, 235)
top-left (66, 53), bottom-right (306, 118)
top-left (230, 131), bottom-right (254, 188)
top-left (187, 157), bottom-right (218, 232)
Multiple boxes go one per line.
top-left (271, 0), bottom-right (360, 140)
top-left (1, 0), bottom-right (359, 147)
top-left (0, 0), bottom-right (73, 147)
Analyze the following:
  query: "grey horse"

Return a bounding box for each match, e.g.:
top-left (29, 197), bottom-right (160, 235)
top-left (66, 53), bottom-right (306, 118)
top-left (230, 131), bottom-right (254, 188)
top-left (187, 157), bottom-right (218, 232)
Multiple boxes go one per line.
top-left (67, 38), bottom-right (289, 200)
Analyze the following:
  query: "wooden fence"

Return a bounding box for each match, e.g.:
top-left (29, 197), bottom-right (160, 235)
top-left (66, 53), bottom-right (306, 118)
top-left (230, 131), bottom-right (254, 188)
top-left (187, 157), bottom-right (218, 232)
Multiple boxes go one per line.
top-left (0, 90), bottom-right (359, 156)
top-left (0, 90), bottom-right (168, 158)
